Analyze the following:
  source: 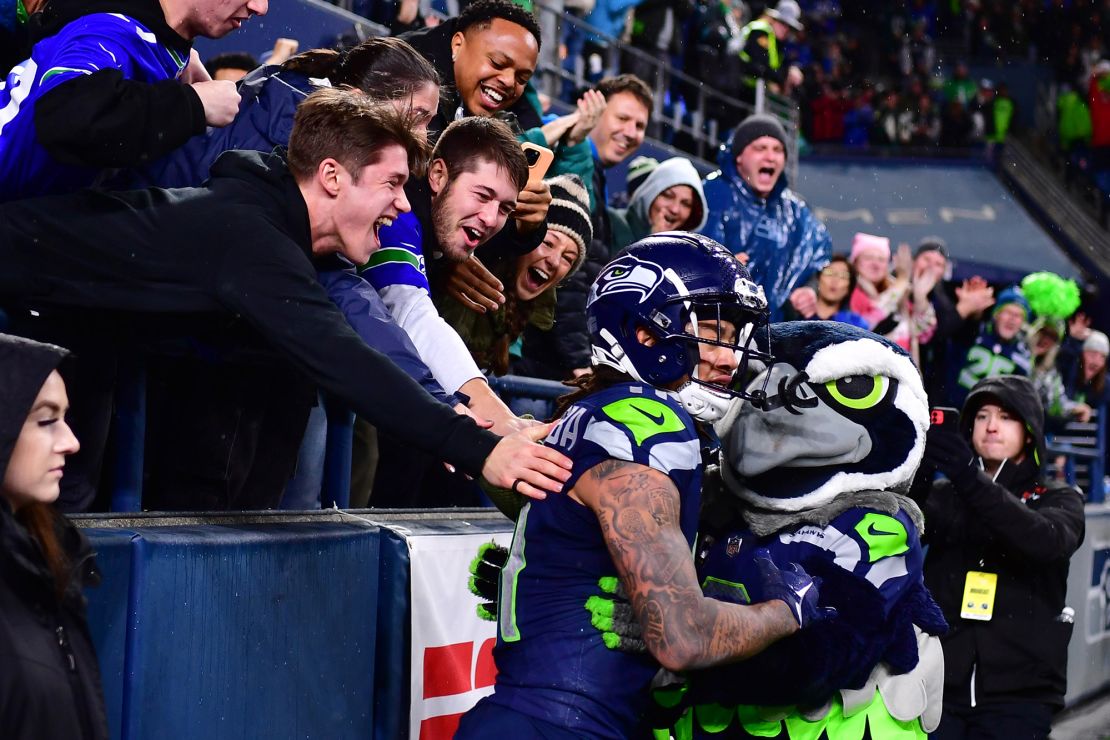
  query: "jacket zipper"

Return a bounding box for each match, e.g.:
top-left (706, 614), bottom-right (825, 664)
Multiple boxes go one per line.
top-left (56, 625), bottom-right (77, 672)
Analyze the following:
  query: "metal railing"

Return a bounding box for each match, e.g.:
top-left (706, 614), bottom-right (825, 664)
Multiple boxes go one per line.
top-left (529, 0), bottom-right (800, 175)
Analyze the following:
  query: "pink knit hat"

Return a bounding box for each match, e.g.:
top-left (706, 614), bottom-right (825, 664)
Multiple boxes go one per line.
top-left (850, 232), bottom-right (891, 264)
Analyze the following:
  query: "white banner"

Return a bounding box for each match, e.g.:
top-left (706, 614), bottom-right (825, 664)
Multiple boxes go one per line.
top-left (408, 529), bottom-right (513, 740)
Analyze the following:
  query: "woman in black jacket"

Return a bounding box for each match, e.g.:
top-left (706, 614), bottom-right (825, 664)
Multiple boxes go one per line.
top-left (910, 374), bottom-right (1085, 740)
top-left (0, 333), bottom-right (108, 739)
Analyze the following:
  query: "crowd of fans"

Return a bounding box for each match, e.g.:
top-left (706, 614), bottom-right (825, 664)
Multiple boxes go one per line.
top-left (0, 0), bottom-right (1102, 510)
top-left (0, 0), bottom-right (1100, 736)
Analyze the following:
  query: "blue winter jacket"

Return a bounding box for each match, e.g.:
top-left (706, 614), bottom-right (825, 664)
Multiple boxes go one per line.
top-left (135, 64), bottom-right (313, 189)
top-left (700, 140), bottom-right (832, 322)
top-left (135, 65), bottom-right (456, 406)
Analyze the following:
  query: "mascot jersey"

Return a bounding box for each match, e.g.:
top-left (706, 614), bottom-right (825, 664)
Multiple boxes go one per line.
top-left (687, 506), bottom-right (938, 738)
top-left (481, 382), bottom-right (703, 738)
top-left (674, 321), bottom-right (947, 740)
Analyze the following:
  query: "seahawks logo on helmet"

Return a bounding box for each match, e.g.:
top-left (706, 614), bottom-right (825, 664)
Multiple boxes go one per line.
top-left (588, 256), bottom-right (665, 306)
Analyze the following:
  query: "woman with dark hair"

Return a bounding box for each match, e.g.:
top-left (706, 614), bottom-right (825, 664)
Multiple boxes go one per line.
top-left (0, 334), bottom-right (107, 739)
top-left (137, 35), bottom-right (442, 188)
top-left (785, 254), bottom-right (869, 328)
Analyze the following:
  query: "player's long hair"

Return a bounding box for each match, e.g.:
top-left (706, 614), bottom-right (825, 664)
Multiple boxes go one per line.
top-left (550, 366), bottom-right (633, 421)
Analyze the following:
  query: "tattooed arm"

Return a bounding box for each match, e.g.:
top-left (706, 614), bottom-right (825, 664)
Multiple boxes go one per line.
top-left (573, 459), bottom-right (799, 672)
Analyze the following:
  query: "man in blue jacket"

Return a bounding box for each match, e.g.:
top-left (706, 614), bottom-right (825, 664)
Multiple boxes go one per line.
top-left (701, 113), bottom-right (831, 322)
top-left (0, 0), bottom-right (260, 202)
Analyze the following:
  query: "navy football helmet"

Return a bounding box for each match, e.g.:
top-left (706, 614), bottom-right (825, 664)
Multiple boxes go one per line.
top-left (586, 232), bottom-right (772, 421)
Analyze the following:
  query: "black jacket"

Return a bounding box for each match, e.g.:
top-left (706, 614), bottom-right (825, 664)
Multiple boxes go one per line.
top-left (0, 149), bottom-right (500, 476)
top-left (30, 0), bottom-right (205, 170)
top-left (0, 332), bottom-right (108, 739)
top-left (911, 375), bottom-right (1085, 709)
top-left (401, 19), bottom-right (542, 140)
top-left (0, 502), bottom-right (108, 740)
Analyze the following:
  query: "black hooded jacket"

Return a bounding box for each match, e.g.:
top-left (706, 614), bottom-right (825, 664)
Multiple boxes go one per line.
top-left (29, 0), bottom-right (205, 171)
top-left (0, 334), bottom-right (109, 740)
top-left (0, 149), bottom-right (500, 476)
top-left (911, 375), bottom-right (1085, 709)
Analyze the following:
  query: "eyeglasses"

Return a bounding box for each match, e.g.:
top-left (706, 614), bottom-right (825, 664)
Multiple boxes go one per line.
top-left (820, 269), bottom-right (851, 280)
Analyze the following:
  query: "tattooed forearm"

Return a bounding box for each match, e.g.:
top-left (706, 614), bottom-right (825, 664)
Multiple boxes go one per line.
top-left (581, 459), bottom-right (797, 673)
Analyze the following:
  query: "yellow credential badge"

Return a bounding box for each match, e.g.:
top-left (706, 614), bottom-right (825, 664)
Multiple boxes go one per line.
top-left (960, 571), bottom-right (998, 621)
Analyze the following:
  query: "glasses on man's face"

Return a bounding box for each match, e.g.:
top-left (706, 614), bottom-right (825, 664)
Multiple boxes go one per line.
top-left (820, 268), bottom-right (851, 281)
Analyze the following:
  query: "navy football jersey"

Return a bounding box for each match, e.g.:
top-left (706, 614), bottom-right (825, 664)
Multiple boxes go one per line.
top-left (484, 382), bottom-right (704, 738)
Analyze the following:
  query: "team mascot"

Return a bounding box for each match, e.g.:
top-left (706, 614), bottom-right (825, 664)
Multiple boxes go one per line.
top-left (472, 321), bottom-right (948, 739)
top-left (587, 321), bottom-right (948, 740)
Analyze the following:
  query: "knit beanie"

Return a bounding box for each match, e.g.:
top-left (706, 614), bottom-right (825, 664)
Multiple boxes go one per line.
top-left (913, 235), bottom-right (950, 261)
top-left (849, 232), bottom-right (891, 264)
top-left (993, 286), bottom-right (1031, 319)
top-left (544, 174), bottom-right (592, 276)
top-left (625, 156), bottom-right (659, 197)
top-left (730, 114), bottom-right (789, 159)
top-left (1084, 330), bottom-right (1110, 357)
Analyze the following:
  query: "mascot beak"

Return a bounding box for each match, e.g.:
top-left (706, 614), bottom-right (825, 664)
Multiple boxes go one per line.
top-left (727, 363), bottom-right (873, 477)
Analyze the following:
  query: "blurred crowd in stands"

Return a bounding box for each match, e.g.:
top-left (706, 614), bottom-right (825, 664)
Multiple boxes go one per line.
top-left (0, 0), bottom-right (1104, 517)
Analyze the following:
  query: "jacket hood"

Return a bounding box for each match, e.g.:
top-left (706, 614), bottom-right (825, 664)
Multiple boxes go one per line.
top-left (33, 0), bottom-right (190, 54)
top-left (209, 149), bottom-right (314, 259)
top-left (0, 334), bottom-right (69, 485)
top-left (960, 374), bottom-right (1047, 468)
top-left (627, 157), bottom-right (708, 233)
top-left (714, 136), bottom-right (789, 201)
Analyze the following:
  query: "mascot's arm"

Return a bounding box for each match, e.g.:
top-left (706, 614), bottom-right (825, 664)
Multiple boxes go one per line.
top-left (575, 459), bottom-right (803, 672)
top-left (688, 556), bottom-right (890, 709)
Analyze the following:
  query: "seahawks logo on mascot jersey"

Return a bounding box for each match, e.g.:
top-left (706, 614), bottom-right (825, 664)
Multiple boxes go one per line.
top-left (588, 256), bottom-right (665, 306)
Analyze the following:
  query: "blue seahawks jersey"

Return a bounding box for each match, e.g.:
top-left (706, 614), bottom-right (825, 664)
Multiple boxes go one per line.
top-left (952, 326), bottom-right (1032, 406)
top-left (486, 382), bottom-right (704, 738)
top-left (0, 13), bottom-right (187, 200)
top-left (360, 211), bottom-right (430, 292)
top-left (699, 506), bottom-right (923, 620)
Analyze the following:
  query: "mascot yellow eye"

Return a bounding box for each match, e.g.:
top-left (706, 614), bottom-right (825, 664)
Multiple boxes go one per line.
top-left (823, 375), bottom-right (889, 410)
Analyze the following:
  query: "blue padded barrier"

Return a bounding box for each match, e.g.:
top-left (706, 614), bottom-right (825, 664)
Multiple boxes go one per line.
top-left (84, 529), bottom-right (141, 740)
top-left (373, 527), bottom-right (411, 740)
top-left (82, 522), bottom-right (382, 740)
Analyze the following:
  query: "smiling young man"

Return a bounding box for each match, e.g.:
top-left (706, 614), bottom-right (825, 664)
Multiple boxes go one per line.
top-left (401, 0), bottom-right (543, 135)
top-left (361, 116), bottom-right (537, 432)
top-left (701, 113), bottom-right (831, 323)
top-left (0, 88), bottom-right (573, 504)
top-left (516, 74), bottom-right (655, 382)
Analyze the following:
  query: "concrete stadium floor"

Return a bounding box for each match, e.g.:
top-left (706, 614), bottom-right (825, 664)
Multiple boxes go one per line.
top-left (1052, 691), bottom-right (1110, 740)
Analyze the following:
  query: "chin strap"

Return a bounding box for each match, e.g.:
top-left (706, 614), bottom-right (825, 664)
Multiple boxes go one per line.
top-left (676, 381), bottom-right (733, 423)
top-left (591, 328), bottom-right (648, 382)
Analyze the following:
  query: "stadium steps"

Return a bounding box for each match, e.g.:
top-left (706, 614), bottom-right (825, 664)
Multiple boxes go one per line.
top-left (998, 138), bottom-right (1110, 279)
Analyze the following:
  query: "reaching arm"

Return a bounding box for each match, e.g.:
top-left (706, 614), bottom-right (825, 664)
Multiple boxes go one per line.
top-left (574, 459), bottom-right (798, 672)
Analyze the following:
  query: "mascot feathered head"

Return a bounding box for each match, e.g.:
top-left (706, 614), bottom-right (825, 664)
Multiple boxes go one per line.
top-left (719, 321), bottom-right (930, 512)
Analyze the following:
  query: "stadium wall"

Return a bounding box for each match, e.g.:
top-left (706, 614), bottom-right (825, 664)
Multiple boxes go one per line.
top-left (76, 507), bottom-right (1110, 739)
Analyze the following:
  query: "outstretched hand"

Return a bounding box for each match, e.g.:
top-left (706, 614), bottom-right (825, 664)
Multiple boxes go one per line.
top-left (482, 422), bottom-right (572, 500)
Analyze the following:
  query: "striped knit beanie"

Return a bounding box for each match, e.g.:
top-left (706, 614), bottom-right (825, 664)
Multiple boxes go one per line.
top-left (544, 174), bottom-right (592, 277)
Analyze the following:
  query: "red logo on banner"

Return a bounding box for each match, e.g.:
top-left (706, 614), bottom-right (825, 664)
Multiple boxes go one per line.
top-left (419, 639), bottom-right (498, 739)
top-left (423, 642), bottom-right (473, 699)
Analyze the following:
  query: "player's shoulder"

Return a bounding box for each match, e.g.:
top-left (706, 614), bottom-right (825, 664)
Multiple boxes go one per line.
top-left (547, 382), bottom-right (700, 469)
